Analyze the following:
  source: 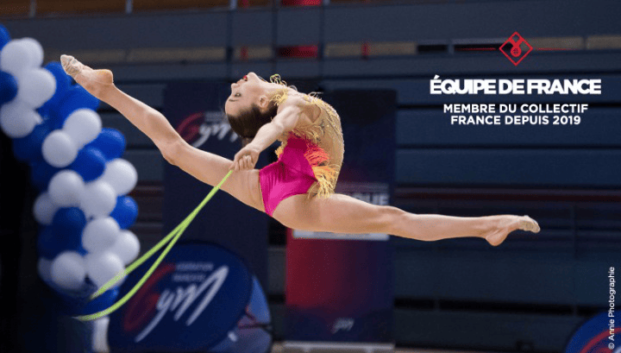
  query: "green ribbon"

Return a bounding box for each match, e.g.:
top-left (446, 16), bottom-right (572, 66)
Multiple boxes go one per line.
top-left (74, 170), bottom-right (233, 321)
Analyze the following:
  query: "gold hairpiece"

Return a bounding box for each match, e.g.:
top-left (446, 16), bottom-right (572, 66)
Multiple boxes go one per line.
top-left (270, 74), bottom-right (287, 87)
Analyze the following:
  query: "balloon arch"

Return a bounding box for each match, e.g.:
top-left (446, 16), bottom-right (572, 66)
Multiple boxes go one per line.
top-left (0, 25), bottom-right (141, 319)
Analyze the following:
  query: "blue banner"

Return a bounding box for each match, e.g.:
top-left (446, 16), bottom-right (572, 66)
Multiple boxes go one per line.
top-left (565, 311), bottom-right (620, 353)
top-left (107, 242), bottom-right (271, 352)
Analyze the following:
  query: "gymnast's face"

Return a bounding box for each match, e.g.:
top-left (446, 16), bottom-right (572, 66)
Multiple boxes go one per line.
top-left (225, 72), bottom-right (269, 117)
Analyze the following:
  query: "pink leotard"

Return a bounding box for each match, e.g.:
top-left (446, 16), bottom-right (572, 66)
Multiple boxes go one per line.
top-left (259, 134), bottom-right (325, 216)
top-left (257, 80), bottom-right (343, 217)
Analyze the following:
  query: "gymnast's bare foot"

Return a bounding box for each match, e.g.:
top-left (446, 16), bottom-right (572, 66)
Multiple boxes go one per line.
top-left (484, 215), bottom-right (540, 246)
top-left (60, 54), bottom-right (115, 100)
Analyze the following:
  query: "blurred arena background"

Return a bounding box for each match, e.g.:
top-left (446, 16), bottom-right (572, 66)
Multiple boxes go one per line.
top-left (1, 0), bottom-right (621, 352)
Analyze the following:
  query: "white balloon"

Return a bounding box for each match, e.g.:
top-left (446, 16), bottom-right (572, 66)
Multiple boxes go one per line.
top-left (85, 252), bottom-right (125, 288)
top-left (109, 230), bottom-right (140, 265)
top-left (63, 109), bottom-right (102, 148)
top-left (33, 192), bottom-right (59, 225)
top-left (48, 170), bottom-right (85, 207)
top-left (101, 159), bottom-right (138, 195)
top-left (17, 68), bottom-right (56, 108)
top-left (42, 130), bottom-right (78, 168)
top-left (0, 99), bottom-right (41, 138)
top-left (37, 257), bottom-right (53, 283)
top-left (80, 180), bottom-right (116, 218)
top-left (0, 40), bottom-right (32, 75)
top-left (50, 251), bottom-right (86, 290)
top-left (82, 217), bottom-right (120, 253)
top-left (20, 38), bottom-right (44, 68)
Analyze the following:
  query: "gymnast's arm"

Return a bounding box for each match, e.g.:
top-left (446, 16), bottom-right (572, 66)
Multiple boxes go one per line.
top-left (230, 97), bottom-right (303, 170)
top-left (252, 104), bottom-right (301, 151)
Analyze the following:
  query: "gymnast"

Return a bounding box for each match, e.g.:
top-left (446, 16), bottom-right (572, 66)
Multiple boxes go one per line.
top-left (60, 55), bottom-right (540, 246)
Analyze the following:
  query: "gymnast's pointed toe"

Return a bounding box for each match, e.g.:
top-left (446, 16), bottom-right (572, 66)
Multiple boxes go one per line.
top-left (519, 215), bottom-right (540, 233)
top-left (60, 54), bottom-right (74, 68)
top-left (60, 54), bottom-right (84, 77)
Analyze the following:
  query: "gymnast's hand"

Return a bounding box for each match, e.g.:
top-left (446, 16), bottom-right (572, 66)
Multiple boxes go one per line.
top-left (230, 143), bottom-right (261, 171)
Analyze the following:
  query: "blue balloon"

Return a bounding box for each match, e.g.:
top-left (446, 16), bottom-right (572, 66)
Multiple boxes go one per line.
top-left (37, 225), bottom-right (83, 258)
top-left (12, 122), bottom-right (51, 163)
top-left (44, 208), bottom-right (87, 255)
top-left (69, 146), bottom-right (106, 182)
top-left (110, 195), bottom-right (138, 229)
top-left (38, 227), bottom-right (63, 258)
top-left (52, 207), bottom-right (87, 235)
top-left (0, 25), bottom-right (10, 51)
top-left (31, 161), bottom-right (61, 191)
top-left (76, 244), bottom-right (88, 255)
top-left (45, 62), bottom-right (71, 94)
top-left (82, 288), bottom-right (119, 315)
top-left (0, 71), bottom-right (17, 106)
top-left (87, 128), bottom-right (126, 160)
top-left (39, 62), bottom-right (72, 119)
top-left (51, 86), bottom-right (100, 128)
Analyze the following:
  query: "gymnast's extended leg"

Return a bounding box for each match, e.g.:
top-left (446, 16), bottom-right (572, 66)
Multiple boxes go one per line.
top-left (60, 55), bottom-right (265, 212)
top-left (272, 193), bottom-right (539, 246)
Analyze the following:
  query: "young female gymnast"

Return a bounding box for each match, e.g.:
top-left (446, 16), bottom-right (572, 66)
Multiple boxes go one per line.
top-left (60, 55), bottom-right (539, 246)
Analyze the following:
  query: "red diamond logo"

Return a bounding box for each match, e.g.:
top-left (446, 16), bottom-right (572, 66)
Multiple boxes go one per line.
top-left (499, 32), bottom-right (533, 66)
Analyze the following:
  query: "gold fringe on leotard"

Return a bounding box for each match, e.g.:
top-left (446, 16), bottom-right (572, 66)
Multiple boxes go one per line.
top-left (269, 74), bottom-right (343, 199)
